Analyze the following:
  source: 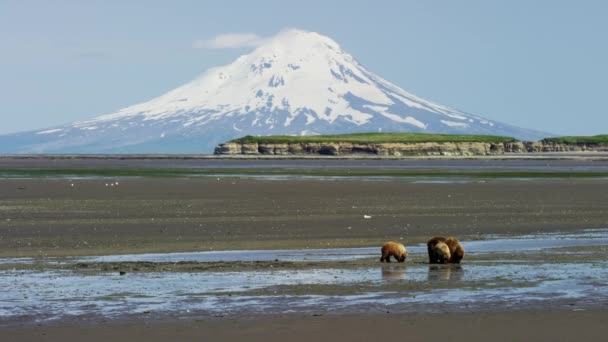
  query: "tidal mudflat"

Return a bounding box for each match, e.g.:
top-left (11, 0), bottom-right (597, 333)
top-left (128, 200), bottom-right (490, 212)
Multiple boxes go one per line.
top-left (1, 160), bottom-right (608, 339)
top-left (2, 175), bottom-right (608, 258)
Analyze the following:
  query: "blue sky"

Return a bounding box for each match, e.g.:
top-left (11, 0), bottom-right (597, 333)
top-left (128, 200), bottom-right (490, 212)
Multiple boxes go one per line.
top-left (1, 0), bottom-right (606, 136)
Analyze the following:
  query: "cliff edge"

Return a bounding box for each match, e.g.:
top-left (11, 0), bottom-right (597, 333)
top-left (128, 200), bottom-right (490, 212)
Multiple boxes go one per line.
top-left (214, 134), bottom-right (608, 156)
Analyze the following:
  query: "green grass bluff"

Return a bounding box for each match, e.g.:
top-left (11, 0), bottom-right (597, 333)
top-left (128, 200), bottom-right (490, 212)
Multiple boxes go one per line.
top-left (230, 132), bottom-right (519, 144)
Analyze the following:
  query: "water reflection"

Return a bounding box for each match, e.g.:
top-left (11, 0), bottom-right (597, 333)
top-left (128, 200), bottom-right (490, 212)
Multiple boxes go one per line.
top-left (381, 266), bottom-right (407, 281)
top-left (427, 265), bottom-right (464, 281)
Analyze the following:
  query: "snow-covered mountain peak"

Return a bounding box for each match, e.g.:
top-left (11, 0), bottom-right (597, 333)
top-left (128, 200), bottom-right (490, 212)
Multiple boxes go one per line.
top-left (250, 29), bottom-right (342, 56)
top-left (90, 28), bottom-right (460, 131)
top-left (1, 29), bottom-right (547, 153)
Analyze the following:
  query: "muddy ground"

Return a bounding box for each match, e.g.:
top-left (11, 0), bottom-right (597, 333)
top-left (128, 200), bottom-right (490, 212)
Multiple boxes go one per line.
top-left (5, 310), bottom-right (608, 342)
top-left (1, 177), bottom-right (607, 257)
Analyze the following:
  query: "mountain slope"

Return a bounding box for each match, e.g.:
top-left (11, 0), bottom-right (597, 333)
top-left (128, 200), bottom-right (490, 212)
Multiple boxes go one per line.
top-left (0, 29), bottom-right (547, 154)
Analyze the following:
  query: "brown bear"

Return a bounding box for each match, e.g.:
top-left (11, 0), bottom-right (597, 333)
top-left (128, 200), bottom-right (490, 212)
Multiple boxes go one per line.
top-left (380, 241), bottom-right (408, 262)
top-left (430, 241), bottom-right (451, 264)
top-left (427, 236), bottom-right (464, 264)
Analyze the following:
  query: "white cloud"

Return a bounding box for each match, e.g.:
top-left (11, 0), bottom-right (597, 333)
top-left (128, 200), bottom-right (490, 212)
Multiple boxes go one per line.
top-left (192, 32), bottom-right (268, 49)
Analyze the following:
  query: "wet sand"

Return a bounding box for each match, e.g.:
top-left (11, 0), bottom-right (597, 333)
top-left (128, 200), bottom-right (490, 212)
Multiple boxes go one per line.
top-left (1, 177), bottom-right (607, 257)
top-left (6, 310), bottom-right (608, 341)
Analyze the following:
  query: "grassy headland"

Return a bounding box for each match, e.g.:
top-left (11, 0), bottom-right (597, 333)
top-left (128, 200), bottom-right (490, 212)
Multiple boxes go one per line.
top-left (543, 134), bottom-right (608, 144)
top-left (230, 132), bottom-right (519, 144)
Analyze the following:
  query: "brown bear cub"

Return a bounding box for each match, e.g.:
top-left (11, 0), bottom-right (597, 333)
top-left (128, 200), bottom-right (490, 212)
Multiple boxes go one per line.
top-left (380, 241), bottom-right (408, 262)
top-left (427, 237), bottom-right (464, 264)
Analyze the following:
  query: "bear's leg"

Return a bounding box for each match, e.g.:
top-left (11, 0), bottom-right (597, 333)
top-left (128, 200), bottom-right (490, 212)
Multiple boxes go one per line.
top-left (427, 246), bottom-right (435, 264)
top-left (380, 250), bottom-right (389, 262)
top-left (428, 251), bottom-right (437, 264)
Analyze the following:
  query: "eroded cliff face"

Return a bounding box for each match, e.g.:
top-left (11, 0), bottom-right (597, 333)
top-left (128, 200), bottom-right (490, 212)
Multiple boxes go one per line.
top-left (522, 141), bottom-right (608, 152)
top-left (214, 141), bottom-right (608, 156)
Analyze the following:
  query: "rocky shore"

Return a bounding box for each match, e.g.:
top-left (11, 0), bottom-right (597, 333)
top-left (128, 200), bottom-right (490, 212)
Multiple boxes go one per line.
top-left (214, 140), bottom-right (608, 156)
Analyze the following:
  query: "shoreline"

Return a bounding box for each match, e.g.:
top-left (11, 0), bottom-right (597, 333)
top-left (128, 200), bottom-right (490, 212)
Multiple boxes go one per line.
top-left (2, 151), bottom-right (608, 160)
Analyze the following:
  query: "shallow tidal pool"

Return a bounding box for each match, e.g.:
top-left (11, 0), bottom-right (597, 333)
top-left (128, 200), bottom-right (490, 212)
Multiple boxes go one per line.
top-left (1, 229), bottom-right (607, 325)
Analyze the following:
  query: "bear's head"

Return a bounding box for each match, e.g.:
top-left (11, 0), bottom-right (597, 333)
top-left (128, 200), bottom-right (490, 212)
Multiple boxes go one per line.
top-left (434, 242), bottom-right (451, 264)
top-left (451, 245), bottom-right (465, 263)
top-left (398, 248), bottom-right (408, 262)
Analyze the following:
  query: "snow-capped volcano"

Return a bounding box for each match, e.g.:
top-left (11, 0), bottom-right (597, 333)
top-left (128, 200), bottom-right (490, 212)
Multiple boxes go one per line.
top-left (1, 29), bottom-right (546, 153)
